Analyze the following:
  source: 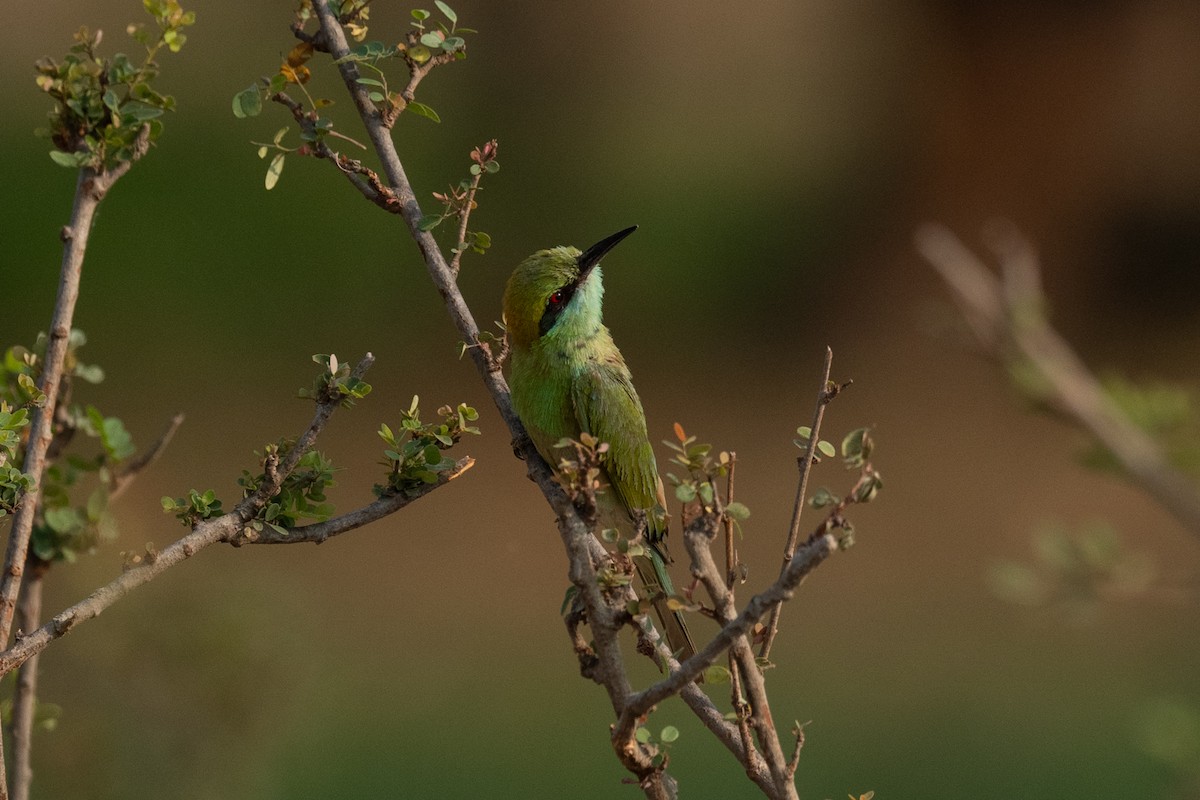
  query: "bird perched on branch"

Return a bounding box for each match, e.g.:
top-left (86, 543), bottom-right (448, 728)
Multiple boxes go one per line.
top-left (503, 226), bottom-right (696, 661)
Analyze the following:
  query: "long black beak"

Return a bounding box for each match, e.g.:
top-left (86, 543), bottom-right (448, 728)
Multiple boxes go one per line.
top-left (578, 225), bottom-right (637, 281)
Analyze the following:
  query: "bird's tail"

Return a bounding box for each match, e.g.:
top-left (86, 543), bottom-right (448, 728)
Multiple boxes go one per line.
top-left (633, 547), bottom-right (696, 663)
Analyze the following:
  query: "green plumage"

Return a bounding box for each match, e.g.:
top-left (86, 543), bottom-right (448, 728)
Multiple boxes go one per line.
top-left (504, 231), bottom-right (696, 661)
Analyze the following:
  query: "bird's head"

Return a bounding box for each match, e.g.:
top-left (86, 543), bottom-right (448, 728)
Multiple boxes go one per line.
top-left (503, 226), bottom-right (637, 349)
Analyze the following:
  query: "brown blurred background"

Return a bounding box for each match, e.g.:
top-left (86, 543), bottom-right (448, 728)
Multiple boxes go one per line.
top-left (3, 1), bottom-right (1200, 797)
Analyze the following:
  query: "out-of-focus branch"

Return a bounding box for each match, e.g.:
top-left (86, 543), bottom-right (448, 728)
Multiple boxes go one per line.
top-left (110, 413), bottom-right (185, 501)
top-left (9, 563), bottom-right (46, 800)
top-left (916, 221), bottom-right (1200, 539)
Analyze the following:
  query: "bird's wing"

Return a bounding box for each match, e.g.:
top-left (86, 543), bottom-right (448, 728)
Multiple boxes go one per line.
top-left (571, 356), bottom-right (668, 542)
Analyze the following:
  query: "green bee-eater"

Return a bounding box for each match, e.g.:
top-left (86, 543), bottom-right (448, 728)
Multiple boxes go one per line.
top-left (504, 226), bottom-right (696, 660)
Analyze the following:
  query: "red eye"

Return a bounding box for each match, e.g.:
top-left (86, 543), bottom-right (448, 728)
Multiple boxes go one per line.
top-left (548, 290), bottom-right (564, 306)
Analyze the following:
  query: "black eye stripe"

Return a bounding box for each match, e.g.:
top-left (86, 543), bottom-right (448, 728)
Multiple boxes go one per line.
top-left (538, 284), bottom-right (575, 336)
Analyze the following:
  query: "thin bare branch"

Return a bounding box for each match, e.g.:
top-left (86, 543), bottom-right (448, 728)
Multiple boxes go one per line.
top-left (723, 451), bottom-right (738, 589)
top-left (728, 658), bottom-right (759, 786)
top-left (449, 171), bottom-right (482, 277)
top-left (270, 91), bottom-right (403, 215)
top-left (916, 221), bottom-right (1200, 538)
top-left (785, 720), bottom-right (808, 778)
top-left (761, 348), bottom-right (843, 659)
top-left (109, 413), bottom-right (185, 501)
top-left (10, 565), bottom-right (46, 800)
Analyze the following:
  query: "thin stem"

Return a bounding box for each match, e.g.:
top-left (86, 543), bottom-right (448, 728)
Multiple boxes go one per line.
top-left (449, 171), bottom-right (482, 277)
top-left (9, 565), bottom-right (45, 800)
top-left (109, 413), bottom-right (185, 501)
top-left (760, 348), bottom-right (837, 660)
top-left (2, 170), bottom-right (98, 649)
top-left (723, 451), bottom-right (738, 589)
top-left (728, 657), bottom-right (758, 786)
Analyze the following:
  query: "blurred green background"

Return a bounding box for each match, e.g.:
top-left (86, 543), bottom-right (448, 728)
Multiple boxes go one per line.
top-left (4, 1), bottom-right (1200, 797)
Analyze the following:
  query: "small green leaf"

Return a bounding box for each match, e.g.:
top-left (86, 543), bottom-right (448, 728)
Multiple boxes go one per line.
top-left (49, 150), bottom-right (86, 168)
top-left (702, 664), bottom-right (732, 684)
top-left (419, 32), bottom-right (443, 48)
top-left (265, 152), bottom-right (285, 190)
top-left (660, 725), bottom-right (680, 743)
top-left (817, 440), bottom-right (836, 458)
top-left (809, 487), bottom-right (839, 509)
top-left (725, 501), bottom-right (750, 521)
top-left (407, 101), bottom-right (441, 123)
top-left (674, 483), bottom-right (697, 503)
top-left (232, 84), bottom-right (262, 118)
top-left (434, 0), bottom-right (457, 23)
top-left (74, 363), bottom-right (105, 384)
top-left (122, 101), bottom-right (165, 121)
top-left (634, 727), bottom-right (652, 744)
top-left (559, 584), bottom-right (579, 615)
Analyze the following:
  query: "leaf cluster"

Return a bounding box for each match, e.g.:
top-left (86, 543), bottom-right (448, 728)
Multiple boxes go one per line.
top-left (376, 395), bottom-right (479, 497)
top-left (805, 427), bottom-right (883, 513)
top-left (0, 404), bottom-right (32, 518)
top-left (3, 332), bottom-right (132, 563)
top-left (238, 443), bottom-right (338, 538)
top-left (633, 723), bottom-right (680, 769)
top-left (1080, 373), bottom-right (1200, 477)
top-left (418, 140), bottom-right (499, 261)
top-left (553, 433), bottom-right (611, 523)
top-left (163, 355), bottom-right (380, 536)
top-left (0, 673), bottom-right (62, 733)
top-left (298, 354), bottom-right (373, 407)
top-left (989, 521), bottom-right (1155, 615)
top-left (234, 2), bottom-right (472, 189)
top-left (161, 489), bottom-right (223, 528)
top-left (34, 0), bottom-right (193, 170)
top-left (664, 423), bottom-right (750, 528)
top-left (33, 470), bottom-right (118, 564)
